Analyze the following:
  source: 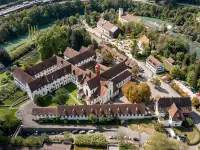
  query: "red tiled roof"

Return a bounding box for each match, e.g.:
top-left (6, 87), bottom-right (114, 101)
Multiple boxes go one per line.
top-left (12, 67), bottom-right (35, 84)
top-left (139, 35), bottom-right (150, 44)
top-left (64, 47), bottom-right (79, 58)
top-left (168, 103), bottom-right (185, 121)
top-left (146, 55), bottom-right (162, 68)
top-left (166, 57), bottom-right (175, 64)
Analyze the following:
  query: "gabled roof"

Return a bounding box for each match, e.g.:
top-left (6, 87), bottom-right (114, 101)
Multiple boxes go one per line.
top-left (28, 76), bottom-right (49, 91)
top-left (166, 57), bottom-right (175, 64)
top-left (139, 35), bottom-right (150, 44)
top-left (157, 97), bottom-right (191, 114)
top-left (12, 67), bottom-right (35, 84)
top-left (168, 103), bottom-right (185, 121)
top-left (24, 56), bottom-right (64, 76)
top-left (125, 59), bottom-right (138, 68)
top-left (79, 46), bottom-right (89, 53)
top-left (32, 107), bottom-right (57, 115)
top-left (64, 47), bottom-right (79, 58)
top-left (146, 55), bottom-right (163, 68)
top-left (111, 70), bottom-right (132, 85)
top-left (67, 50), bottom-right (96, 65)
top-left (100, 62), bottom-right (128, 80)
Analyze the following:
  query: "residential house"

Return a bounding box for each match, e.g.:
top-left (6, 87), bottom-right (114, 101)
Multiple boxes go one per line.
top-left (138, 35), bottom-right (150, 52)
top-left (146, 55), bottom-right (164, 74)
top-left (155, 97), bottom-right (191, 127)
top-left (97, 19), bottom-right (121, 38)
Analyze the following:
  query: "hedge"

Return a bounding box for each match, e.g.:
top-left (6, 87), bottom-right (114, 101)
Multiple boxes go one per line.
top-left (74, 134), bottom-right (108, 147)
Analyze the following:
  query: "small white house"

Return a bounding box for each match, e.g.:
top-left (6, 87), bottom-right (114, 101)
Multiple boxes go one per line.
top-left (155, 97), bottom-right (191, 127)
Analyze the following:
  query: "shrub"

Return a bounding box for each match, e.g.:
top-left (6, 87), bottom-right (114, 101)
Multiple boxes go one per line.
top-left (74, 134), bottom-right (108, 147)
top-left (154, 122), bottom-right (165, 133)
top-left (1, 78), bottom-right (8, 84)
top-left (63, 131), bottom-right (74, 142)
top-left (121, 120), bottom-right (126, 126)
top-left (10, 136), bottom-right (24, 146)
top-left (23, 136), bottom-right (50, 146)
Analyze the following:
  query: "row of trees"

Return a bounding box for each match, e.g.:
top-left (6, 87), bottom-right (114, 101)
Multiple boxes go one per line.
top-left (36, 25), bottom-right (91, 60)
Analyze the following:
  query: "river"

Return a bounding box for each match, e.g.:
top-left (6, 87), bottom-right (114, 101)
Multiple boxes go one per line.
top-left (137, 16), bottom-right (200, 59)
top-left (0, 22), bottom-right (55, 52)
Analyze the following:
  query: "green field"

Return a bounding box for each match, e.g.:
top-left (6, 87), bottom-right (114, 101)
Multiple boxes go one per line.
top-left (0, 108), bottom-right (18, 120)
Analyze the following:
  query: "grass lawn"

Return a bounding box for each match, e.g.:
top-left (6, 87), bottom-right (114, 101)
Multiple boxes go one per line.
top-left (174, 127), bottom-right (200, 144)
top-left (64, 83), bottom-right (84, 104)
top-left (163, 60), bottom-right (173, 71)
top-left (0, 72), bottom-right (8, 82)
top-left (197, 12), bottom-right (200, 17)
top-left (66, 96), bottom-right (78, 105)
top-left (0, 108), bottom-right (18, 120)
top-left (130, 119), bottom-right (156, 135)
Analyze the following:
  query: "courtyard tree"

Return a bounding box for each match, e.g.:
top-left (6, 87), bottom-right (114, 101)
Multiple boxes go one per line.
top-left (122, 81), bottom-right (151, 103)
top-left (152, 78), bottom-right (161, 88)
top-left (131, 64), bottom-right (140, 77)
top-left (101, 49), bottom-right (114, 64)
top-left (88, 114), bottom-right (97, 124)
top-left (55, 88), bottom-right (67, 96)
top-left (52, 94), bottom-right (67, 105)
top-left (192, 97), bottom-right (199, 107)
top-left (34, 95), bottom-right (45, 106)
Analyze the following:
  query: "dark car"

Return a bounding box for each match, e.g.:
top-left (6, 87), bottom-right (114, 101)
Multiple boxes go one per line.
top-left (133, 138), bottom-right (140, 142)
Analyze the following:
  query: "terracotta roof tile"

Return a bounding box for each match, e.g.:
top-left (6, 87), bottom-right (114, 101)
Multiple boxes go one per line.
top-left (139, 35), bottom-right (150, 44)
top-left (64, 47), bottom-right (79, 58)
top-left (146, 55), bottom-right (163, 68)
top-left (121, 14), bottom-right (141, 22)
top-left (168, 103), bottom-right (185, 121)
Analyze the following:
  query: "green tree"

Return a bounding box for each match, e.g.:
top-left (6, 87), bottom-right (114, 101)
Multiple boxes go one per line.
top-left (118, 34), bottom-right (122, 40)
top-left (52, 94), bottom-right (67, 105)
top-left (170, 66), bottom-right (181, 78)
top-left (0, 48), bottom-right (11, 66)
top-left (187, 70), bottom-right (197, 88)
top-left (88, 114), bottom-right (97, 124)
top-left (69, 16), bottom-right (77, 25)
top-left (99, 116), bottom-right (106, 124)
top-left (131, 64), bottom-right (140, 77)
top-left (55, 88), bottom-right (67, 96)
top-left (34, 95), bottom-right (45, 106)
top-left (154, 122), bottom-right (165, 133)
top-left (192, 97), bottom-right (199, 107)
top-left (101, 49), bottom-right (114, 64)
top-left (152, 78), bottom-right (161, 88)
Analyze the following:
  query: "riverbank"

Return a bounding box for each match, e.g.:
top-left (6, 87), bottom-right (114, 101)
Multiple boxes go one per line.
top-left (0, 21), bottom-right (55, 52)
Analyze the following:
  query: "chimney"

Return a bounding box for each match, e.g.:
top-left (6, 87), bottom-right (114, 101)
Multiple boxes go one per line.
top-left (95, 64), bottom-right (100, 76)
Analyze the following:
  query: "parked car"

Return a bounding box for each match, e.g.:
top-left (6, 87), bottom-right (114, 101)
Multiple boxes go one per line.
top-left (109, 136), bottom-right (113, 139)
top-left (72, 130), bottom-right (78, 134)
top-left (79, 130), bottom-right (86, 134)
top-left (41, 132), bottom-right (47, 136)
top-left (87, 130), bottom-right (94, 133)
top-left (63, 141), bottom-right (71, 145)
top-left (133, 138), bottom-right (140, 142)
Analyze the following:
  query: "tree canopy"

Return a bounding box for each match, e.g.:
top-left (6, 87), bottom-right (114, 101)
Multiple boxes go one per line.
top-left (0, 48), bottom-right (11, 66)
top-left (122, 81), bottom-right (151, 103)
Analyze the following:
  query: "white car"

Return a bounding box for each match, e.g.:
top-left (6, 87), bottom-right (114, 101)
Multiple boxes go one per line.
top-left (87, 130), bottom-right (94, 133)
top-left (79, 130), bottom-right (86, 134)
top-left (41, 132), bottom-right (47, 136)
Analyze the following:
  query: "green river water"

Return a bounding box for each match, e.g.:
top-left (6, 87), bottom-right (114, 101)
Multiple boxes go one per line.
top-left (0, 22), bottom-right (55, 52)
